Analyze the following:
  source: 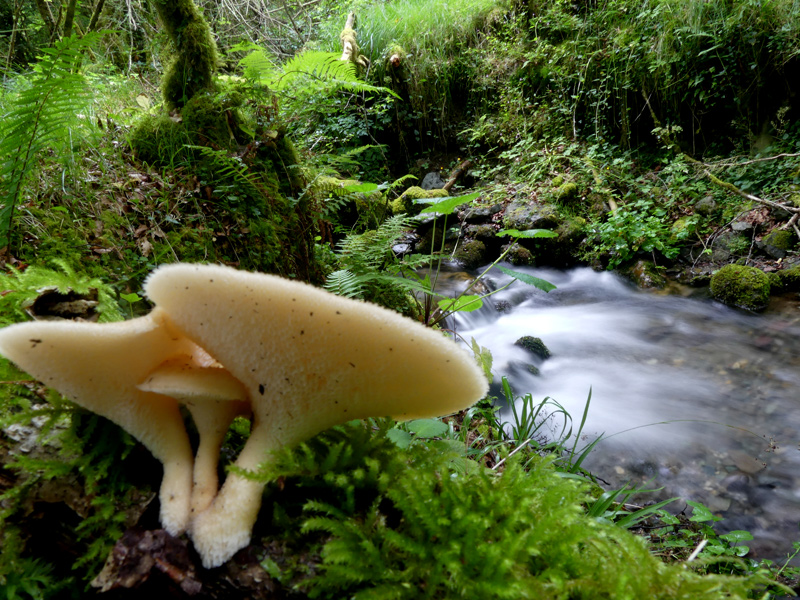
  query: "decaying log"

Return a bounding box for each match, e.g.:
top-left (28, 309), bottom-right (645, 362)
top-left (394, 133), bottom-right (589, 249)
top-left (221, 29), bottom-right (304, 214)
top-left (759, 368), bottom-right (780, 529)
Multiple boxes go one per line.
top-left (339, 12), bottom-right (369, 69)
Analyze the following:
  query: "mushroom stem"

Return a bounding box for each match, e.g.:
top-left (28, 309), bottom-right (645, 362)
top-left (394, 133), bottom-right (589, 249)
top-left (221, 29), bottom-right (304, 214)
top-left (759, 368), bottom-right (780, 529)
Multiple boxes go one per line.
top-left (137, 354), bottom-right (251, 515)
top-left (189, 416), bottom-right (280, 568)
top-left (185, 400), bottom-right (250, 514)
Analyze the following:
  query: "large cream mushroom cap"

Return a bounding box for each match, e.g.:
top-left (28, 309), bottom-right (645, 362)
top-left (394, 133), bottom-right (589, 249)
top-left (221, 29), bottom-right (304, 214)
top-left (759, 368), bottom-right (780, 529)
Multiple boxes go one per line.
top-left (144, 262), bottom-right (488, 567)
top-left (0, 308), bottom-right (200, 535)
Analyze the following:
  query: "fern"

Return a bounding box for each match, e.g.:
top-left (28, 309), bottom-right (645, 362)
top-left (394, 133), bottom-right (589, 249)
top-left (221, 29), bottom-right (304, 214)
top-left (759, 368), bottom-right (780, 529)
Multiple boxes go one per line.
top-left (295, 441), bottom-right (762, 600)
top-left (237, 48), bottom-right (399, 100)
top-left (323, 215), bottom-right (428, 312)
top-left (323, 269), bottom-right (366, 299)
top-left (0, 259), bottom-right (123, 326)
top-left (0, 33), bottom-right (103, 250)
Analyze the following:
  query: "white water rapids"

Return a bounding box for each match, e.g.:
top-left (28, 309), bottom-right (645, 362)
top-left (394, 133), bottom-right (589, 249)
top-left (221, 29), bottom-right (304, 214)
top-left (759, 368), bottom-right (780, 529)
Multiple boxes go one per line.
top-left (444, 265), bottom-right (800, 560)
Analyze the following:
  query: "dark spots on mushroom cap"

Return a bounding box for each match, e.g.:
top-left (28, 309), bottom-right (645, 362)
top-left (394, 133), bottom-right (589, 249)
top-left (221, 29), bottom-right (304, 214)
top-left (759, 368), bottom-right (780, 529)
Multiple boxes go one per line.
top-left (389, 347), bottom-right (393, 352)
top-left (209, 279), bottom-right (214, 283)
top-left (300, 330), bottom-right (304, 335)
top-left (285, 377), bottom-right (290, 383)
top-left (29, 338), bottom-right (42, 348)
top-left (185, 286), bottom-right (189, 290)
top-left (336, 311), bottom-right (341, 315)
top-left (309, 312), bottom-right (314, 316)
top-left (292, 298), bottom-right (296, 302)
top-left (258, 384), bottom-right (265, 395)
top-left (349, 362), bottom-right (356, 368)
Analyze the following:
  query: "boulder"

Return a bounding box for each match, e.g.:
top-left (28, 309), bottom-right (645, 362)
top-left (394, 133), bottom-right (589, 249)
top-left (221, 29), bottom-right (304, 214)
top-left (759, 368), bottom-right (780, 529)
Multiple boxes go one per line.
top-left (709, 264), bottom-right (771, 311)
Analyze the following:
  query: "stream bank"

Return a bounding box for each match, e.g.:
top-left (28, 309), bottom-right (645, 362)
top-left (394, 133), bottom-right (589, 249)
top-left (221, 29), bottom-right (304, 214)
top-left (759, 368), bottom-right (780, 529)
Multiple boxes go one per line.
top-left (440, 264), bottom-right (800, 562)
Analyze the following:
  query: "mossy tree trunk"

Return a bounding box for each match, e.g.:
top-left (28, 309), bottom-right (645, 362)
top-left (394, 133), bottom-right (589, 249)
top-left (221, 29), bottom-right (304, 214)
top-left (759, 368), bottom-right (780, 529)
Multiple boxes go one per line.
top-left (152, 0), bottom-right (218, 109)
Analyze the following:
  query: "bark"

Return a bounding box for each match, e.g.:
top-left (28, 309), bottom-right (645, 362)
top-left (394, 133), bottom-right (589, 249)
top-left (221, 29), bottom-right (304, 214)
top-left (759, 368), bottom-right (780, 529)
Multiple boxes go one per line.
top-left (33, 0), bottom-right (56, 38)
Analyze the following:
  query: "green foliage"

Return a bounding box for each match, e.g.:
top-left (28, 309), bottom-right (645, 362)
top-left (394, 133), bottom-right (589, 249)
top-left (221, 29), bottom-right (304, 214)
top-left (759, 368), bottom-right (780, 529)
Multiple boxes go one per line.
top-left (257, 420), bottom-right (763, 600)
top-left (315, 0), bottom-right (503, 148)
top-left (324, 214), bottom-right (424, 313)
top-left (0, 259), bottom-right (123, 325)
top-left (0, 33), bottom-right (102, 250)
top-left (590, 197), bottom-right (681, 268)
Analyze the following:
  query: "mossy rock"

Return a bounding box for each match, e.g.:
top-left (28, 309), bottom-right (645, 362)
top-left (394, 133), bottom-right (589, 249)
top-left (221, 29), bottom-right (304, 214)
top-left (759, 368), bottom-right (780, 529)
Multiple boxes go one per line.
top-left (514, 336), bottom-right (551, 359)
top-left (762, 229), bottom-right (795, 250)
top-left (555, 182), bottom-right (579, 203)
top-left (502, 201), bottom-right (560, 231)
top-left (391, 186), bottom-right (448, 215)
top-left (759, 229), bottom-right (796, 258)
top-left (709, 264), bottom-right (771, 311)
top-left (623, 260), bottom-right (667, 290)
top-left (770, 264), bottom-right (800, 292)
top-left (503, 242), bottom-right (534, 266)
top-left (454, 239), bottom-right (487, 269)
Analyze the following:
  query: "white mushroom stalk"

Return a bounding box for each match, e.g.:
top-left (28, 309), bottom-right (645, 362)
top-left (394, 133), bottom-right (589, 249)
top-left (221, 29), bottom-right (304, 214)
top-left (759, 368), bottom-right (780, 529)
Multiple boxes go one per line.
top-left (0, 263), bottom-right (489, 570)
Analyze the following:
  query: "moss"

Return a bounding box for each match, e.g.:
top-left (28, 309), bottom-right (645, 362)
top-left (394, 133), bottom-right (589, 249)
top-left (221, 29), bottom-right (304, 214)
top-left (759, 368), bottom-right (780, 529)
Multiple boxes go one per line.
top-left (503, 242), bottom-right (534, 266)
top-left (454, 239), bottom-right (487, 269)
top-left (556, 215), bottom-right (586, 243)
top-left (127, 114), bottom-right (191, 164)
top-left (555, 181), bottom-right (578, 203)
top-left (762, 229), bottom-right (795, 251)
top-left (514, 335), bottom-right (551, 359)
top-left (709, 264), bottom-right (771, 311)
top-left (153, 0), bottom-right (219, 108)
top-left (771, 264), bottom-right (800, 292)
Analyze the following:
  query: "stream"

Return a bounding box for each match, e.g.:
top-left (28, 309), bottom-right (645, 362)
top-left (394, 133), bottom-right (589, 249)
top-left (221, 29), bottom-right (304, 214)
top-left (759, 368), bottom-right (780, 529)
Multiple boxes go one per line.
top-left (444, 265), bottom-right (800, 561)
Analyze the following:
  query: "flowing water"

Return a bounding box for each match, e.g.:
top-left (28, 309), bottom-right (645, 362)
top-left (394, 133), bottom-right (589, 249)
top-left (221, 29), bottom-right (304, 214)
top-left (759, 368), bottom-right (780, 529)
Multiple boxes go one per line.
top-left (444, 265), bottom-right (800, 561)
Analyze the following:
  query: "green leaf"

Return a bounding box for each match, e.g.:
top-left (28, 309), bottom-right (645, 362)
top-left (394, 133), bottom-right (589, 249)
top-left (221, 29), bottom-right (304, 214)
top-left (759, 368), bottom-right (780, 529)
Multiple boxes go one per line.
top-left (496, 266), bottom-right (556, 292)
top-left (119, 292), bottom-right (142, 304)
top-left (720, 530), bottom-right (754, 543)
top-left (418, 191), bottom-right (481, 215)
top-left (438, 294), bottom-right (483, 313)
top-left (386, 428), bottom-right (413, 448)
top-left (497, 228), bottom-right (559, 238)
top-left (687, 500), bottom-right (720, 523)
top-left (406, 419), bottom-right (449, 438)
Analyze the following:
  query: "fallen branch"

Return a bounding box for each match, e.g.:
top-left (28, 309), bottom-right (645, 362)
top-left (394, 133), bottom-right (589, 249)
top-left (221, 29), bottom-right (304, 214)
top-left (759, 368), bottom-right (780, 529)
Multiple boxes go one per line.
top-left (443, 160), bottom-right (473, 192)
top-left (640, 89), bottom-right (799, 232)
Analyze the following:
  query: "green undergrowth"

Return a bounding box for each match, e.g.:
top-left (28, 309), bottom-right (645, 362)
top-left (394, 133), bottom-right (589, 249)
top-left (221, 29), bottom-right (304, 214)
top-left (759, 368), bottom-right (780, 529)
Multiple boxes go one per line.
top-left (242, 419), bottom-right (776, 599)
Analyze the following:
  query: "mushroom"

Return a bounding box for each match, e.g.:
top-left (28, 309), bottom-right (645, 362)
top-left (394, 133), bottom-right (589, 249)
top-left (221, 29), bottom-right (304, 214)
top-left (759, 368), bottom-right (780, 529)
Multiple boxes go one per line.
top-left (144, 263), bottom-right (488, 568)
top-left (137, 352), bottom-right (250, 514)
top-left (0, 308), bottom-right (200, 535)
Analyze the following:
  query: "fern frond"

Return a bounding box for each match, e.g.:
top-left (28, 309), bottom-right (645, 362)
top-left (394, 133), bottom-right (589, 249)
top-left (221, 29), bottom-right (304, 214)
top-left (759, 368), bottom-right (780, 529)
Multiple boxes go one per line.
top-left (324, 269), bottom-right (366, 299)
top-left (239, 49), bottom-right (399, 100)
top-left (0, 259), bottom-right (123, 325)
top-left (0, 33), bottom-right (103, 249)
